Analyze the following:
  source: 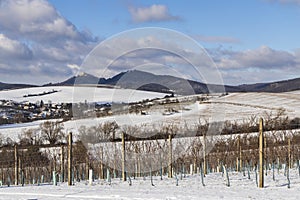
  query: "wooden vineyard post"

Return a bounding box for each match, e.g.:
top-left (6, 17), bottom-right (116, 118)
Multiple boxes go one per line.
top-left (168, 134), bottom-right (173, 178)
top-left (68, 132), bottom-right (73, 186)
top-left (86, 155), bottom-right (89, 181)
top-left (203, 133), bottom-right (207, 175)
top-left (223, 165), bottom-right (230, 187)
top-left (113, 132), bottom-right (117, 179)
top-left (193, 158), bottom-right (197, 174)
top-left (237, 136), bottom-right (240, 172)
top-left (99, 146), bottom-right (104, 179)
top-left (122, 132), bottom-right (126, 181)
top-left (259, 118), bottom-right (264, 188)
top-left (288, 138), bottom-right (291, 169)
top-left (240, 145), bottom-right (242, 173)
top-left (14, 145), bottom-right (18, 185)
top-left (264, 135), bottom-right (267, 176)
top-left (61, 146), bottom-right (64, 182)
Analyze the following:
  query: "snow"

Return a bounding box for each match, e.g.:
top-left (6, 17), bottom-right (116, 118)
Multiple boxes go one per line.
top-left (0, 89), bottom-right (300, 199)
top-left (220, 92), bottom-right (300, 119)
top-left (0, 101), bottom-right (206, 141)
top-left (0, 86), bottom-right (168, 103)
top-left (73, 91), bottom-right (300, 127)
top-left (1, 90), bottom-right (300, 141)
top-left (287, 90), bottom-right (300, 95)
top-left (0, 119), bottom-right (57, 130)
top-left (0, 169), bottom-right (299, 199)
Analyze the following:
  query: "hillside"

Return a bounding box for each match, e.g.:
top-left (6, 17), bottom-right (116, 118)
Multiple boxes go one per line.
top-left (1, 70), bottom-right (300, 94)
top-left (101, 70), bottom-right (245, 94)
top-left (0, 86), bottom-right (168, 103)
top-left (56, 70), bottom-right (300, 94)
top-left (0, 82), bottom-right (36, 91)
top-left (237, 77), bottom-right (300, 92)
top-left (47, 72), bottom-right (99, 86)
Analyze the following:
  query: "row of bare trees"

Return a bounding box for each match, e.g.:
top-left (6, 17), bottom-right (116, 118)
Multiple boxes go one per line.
top-left (0, 121), bottom-right (65, 148)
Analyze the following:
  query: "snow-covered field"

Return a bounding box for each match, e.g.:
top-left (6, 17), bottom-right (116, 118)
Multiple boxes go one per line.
top-left (220, 92), bottom-right (300, 119)
top-left (1, 89), bottom-right (300, 141)
top-left (0, 88), bottom-right (300, 199)
top-left (0, 169), bottom-right (299, 199)
top-left (0, 86), bottom-right (168, 103)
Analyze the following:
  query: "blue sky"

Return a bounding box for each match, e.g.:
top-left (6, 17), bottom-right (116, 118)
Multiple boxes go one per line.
top-left (0, 0), bottom-right (300, 85)
top-left (48, 0), bottom-right (300, 50)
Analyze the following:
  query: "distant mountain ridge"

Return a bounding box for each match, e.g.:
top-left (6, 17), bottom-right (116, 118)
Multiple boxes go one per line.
top-left (45, 72), bottom-right (100, 86)
top-left (238, 77), bottom-right (300, 92)
top-left (55, 70), bottom-right (300, 94)
top-left (56, 70), bottom-right (232, 95)
top-left (1, 70), bottom-right (300, 93)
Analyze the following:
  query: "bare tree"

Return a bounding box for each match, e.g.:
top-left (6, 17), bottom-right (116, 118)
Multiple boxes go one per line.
top-left (40, 121), bottom-right (64, 144)
top-left (18, 128), bottom-right (41, 145)
top-left (101, 121), bottom-right (119, 141)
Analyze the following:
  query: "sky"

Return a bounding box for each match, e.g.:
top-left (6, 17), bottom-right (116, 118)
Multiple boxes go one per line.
top-left (0, 0), bottom-right (300, 85)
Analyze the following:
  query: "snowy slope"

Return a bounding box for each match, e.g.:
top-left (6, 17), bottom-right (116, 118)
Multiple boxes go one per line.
top-left (0, 86), bottom-right (168, 103)
top-left (1, 91), bottom-right (300, 141)
top-left (220, 92), bottom-right (300, 119)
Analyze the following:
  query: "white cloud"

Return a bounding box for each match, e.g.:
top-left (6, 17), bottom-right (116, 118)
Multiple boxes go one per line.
top-left (216, 46), bottom-right (297, 69)
top-left (0, 0), bottom-right (98, 84)
top-left (129, 4), bottom-right (180, 23)
top-left (67, 63), bottom-right (80, 74)
top-left (0, 34), bottom-right (32, 59)
top-left (81, 31), bottom-right (221, 85)
top-left (45, 38), bottom-right (299, 85)
top-left (0, 0), bottom-right (80, 40)
top-left (212, 46), bottom-right (300, 84)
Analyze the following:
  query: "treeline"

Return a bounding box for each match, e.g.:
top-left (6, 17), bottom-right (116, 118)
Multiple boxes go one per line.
top-left (1, 111), bottom-right (299, 148)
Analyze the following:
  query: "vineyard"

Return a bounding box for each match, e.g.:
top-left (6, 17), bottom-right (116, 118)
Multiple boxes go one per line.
top-left (0, 113), bottom-right (299, 196)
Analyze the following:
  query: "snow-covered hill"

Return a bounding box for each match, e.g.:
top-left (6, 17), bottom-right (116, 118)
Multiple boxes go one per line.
top-left (0, 86), bottom-right (168, 103)
top-left (1, 90), bottom-right (300, 141)
top-left (219, 91), bottom-right (300, 119)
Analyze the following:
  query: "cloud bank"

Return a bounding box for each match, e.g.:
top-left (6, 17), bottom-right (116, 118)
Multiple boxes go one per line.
top-left (0, 0), bottom-right (98, 84)
top-left (211, 46), bottom-right (300, 84)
